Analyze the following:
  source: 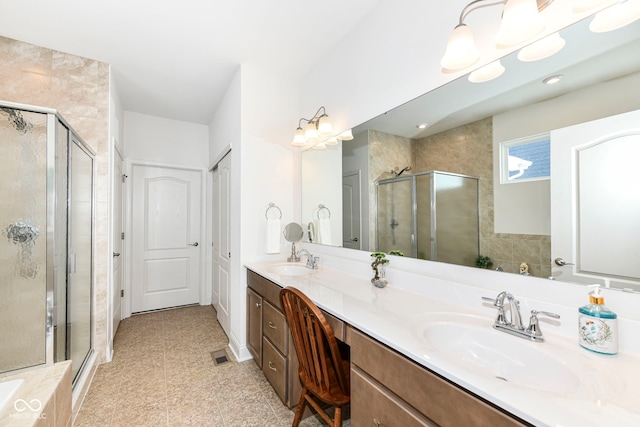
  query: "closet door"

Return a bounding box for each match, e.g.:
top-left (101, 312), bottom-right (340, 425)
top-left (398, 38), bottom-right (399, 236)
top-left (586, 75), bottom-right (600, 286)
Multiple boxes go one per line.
top-left (68, 136), bottom-right (94, 382)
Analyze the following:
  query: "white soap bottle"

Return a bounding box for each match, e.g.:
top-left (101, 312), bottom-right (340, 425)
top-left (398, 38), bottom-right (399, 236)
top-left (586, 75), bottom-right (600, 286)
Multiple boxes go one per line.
top-left (578, 285), bottom-right (618, 355)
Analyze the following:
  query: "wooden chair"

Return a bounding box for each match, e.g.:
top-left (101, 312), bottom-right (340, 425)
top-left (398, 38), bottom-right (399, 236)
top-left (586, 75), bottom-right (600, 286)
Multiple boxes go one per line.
top-left (279, 287), bottom-right (350, 427)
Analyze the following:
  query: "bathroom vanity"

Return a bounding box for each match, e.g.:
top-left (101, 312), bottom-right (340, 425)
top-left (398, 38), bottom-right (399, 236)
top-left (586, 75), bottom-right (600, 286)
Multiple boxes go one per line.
top-left (245, 258), bottom-right (640, 427)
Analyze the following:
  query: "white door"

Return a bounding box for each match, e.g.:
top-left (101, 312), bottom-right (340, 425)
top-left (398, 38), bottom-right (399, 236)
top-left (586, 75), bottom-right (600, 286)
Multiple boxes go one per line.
top-left (551, 109), bottom-right (640, 287)
top-left (111, 147), bottom-right (124, 343)
top-left (212, 153), bottom-right (231, 335)
top-left (131, 164), bottom-right (203, 313)
top-left (342, 171), bottom-right (361, 249)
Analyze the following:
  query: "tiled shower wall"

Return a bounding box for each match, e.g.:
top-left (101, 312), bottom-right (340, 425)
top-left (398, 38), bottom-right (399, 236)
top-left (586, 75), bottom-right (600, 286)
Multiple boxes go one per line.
top-left (368, 118), bottom-right (551, 277)
top-left (0, 36), bottom-right (110, 364)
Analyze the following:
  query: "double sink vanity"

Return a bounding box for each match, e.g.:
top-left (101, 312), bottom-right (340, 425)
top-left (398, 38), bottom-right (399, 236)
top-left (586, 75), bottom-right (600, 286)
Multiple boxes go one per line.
top-left (245, 254), bottom-right (640, 427)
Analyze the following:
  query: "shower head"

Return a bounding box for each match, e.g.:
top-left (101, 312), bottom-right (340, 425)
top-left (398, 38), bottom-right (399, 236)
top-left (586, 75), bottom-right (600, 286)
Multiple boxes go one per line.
top-left (396, 166), bottom-right (412, 176)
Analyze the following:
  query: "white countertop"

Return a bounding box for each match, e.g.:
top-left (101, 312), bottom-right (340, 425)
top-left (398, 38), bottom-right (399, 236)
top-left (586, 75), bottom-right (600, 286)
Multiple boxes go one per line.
top-left (245, 260), bottom-right (640, 427)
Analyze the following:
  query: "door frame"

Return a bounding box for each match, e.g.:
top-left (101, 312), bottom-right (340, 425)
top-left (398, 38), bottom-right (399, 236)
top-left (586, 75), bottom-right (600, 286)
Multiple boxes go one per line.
top-left (106, 140), bottom-right (124, 361)
top-left (122, 159), bottom-right (207, 319)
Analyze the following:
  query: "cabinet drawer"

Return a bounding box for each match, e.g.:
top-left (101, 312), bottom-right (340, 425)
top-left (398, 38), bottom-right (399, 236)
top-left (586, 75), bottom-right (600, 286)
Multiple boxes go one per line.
top-left (352, 367), bottom-right (436, 427)
top-left (324, 310), bottom-right (345, 342)
top-left (263, 301), bottom-right (287, 354)
top-left (351, 328), bottom-right (527, 427)
top-left (263, 337), bottom-right (287, 404)
top-left (247, 270), bottom-right (283, 309)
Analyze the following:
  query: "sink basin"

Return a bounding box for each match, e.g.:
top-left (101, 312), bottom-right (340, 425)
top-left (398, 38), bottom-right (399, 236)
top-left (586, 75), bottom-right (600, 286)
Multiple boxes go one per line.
top-left (417, 314), bottom-right (582, 394)
top-left (268, 263), bottom-right (312, 276)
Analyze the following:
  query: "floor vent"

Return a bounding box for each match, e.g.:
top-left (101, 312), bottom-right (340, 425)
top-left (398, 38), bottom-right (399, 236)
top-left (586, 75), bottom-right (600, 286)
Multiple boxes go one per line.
top-left (211, 349), bottom-right (229, 365)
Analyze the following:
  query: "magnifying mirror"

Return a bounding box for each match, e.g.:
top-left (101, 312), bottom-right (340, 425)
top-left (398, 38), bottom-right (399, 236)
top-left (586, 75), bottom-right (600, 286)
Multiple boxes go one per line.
top-left (283, 222), bottom-right (304, 262)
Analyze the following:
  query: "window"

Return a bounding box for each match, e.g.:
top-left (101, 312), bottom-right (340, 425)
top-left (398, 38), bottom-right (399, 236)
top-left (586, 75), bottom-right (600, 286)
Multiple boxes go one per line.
top-left (500, 133), bottom-right (550, 183)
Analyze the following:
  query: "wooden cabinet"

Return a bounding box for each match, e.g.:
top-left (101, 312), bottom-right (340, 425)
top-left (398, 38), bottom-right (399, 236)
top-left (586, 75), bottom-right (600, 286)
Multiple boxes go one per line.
top-left (350, 327), bottom-right (529, 427)
top-left (246, 270), bottom-right (297, 407)
top-left (246, 270), bottom-right (346, 409)
top-left (246, 287), bottom-right (262, 365)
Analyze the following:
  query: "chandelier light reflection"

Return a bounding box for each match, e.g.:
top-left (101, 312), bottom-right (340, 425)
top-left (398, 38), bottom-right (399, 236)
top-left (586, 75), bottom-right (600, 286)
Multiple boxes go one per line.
top-left (291, 106), bottom-right (353, 148)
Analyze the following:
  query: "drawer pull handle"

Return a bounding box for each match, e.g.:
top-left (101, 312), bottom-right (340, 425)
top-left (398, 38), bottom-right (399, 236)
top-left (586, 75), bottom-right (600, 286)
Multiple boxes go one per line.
top-left (373, 418), bottom-right (382, 427)
top-left (268, 321), bottom-right (277, 329)
top-left (268, 361), bottom-right (277, 372)
top-left (255, 303), bottom-right (262, 308)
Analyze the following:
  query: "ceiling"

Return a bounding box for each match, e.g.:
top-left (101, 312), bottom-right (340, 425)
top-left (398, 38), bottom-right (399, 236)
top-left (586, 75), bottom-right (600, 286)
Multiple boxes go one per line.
top-left (0, 0), bottom-right (381, 124)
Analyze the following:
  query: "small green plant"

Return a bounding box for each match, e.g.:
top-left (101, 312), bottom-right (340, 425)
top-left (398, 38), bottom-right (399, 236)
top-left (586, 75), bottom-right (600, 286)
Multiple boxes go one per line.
top-left (388, 250), bottom-right (405, 257)
top-left (475, 255), bottom-right (493, 269)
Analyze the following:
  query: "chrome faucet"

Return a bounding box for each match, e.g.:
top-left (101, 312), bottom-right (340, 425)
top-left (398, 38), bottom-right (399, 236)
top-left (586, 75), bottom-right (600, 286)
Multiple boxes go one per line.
top-left (482, 291), bottom-right (560, 342)
top-left (296, 249), bottom-right (319, 269)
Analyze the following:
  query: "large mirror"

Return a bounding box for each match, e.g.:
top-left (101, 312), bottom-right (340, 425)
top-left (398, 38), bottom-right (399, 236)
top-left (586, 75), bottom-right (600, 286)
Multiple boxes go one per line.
top-left (301, 13), bottom-right (640, 292)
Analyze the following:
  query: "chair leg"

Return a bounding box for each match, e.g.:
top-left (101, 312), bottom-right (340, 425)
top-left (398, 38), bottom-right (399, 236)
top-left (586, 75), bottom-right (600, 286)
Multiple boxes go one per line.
top-left (333, 406), bottom-right (342, 427)
top-left (292, 387), bottom-right (308, 427)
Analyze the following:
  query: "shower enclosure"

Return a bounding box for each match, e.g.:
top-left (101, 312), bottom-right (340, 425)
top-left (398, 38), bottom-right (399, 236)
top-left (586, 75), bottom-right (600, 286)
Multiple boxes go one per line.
top-left (0, 101), bottom-right (94, 385)
top-left (376, 171), bottom-right (479, 266)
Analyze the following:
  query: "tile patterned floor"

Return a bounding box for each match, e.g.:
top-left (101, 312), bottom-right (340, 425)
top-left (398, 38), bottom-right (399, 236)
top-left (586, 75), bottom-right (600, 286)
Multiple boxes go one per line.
top-left (74, 305), bottom-right (350, 426)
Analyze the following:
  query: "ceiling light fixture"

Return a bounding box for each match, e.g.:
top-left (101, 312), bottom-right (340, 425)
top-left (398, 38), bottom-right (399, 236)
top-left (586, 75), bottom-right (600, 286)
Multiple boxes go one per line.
top-left (441, 0), bottom-right (552, 74)
top-left (543, 74), bottom-right (563, 84)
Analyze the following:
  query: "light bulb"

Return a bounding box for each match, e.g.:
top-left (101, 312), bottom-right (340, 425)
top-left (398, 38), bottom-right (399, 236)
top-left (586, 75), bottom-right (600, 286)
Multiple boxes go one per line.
top-left (318, 114), bottom-right (333, 136)
top-left (496, 0), bottom-right (545, 48)
top-left (292, 127), bottom-right (306, 146)
top-left (440, 24), bottom-right (480, 71)
top-left (304, 122), bottom-right (318, 141)
top-left (338, 129), bottom-right (354, 140)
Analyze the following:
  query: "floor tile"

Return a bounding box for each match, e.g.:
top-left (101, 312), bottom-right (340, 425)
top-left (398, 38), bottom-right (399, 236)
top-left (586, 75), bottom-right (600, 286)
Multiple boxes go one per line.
top-left (75, 305), bottom-right (350, 426)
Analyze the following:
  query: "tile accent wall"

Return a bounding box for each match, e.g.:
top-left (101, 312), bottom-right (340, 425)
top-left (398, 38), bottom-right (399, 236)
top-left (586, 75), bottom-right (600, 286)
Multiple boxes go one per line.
top-left (367, 118), bottom-right (551, 277)
top-left (0, 36), bottom-right (110, 363)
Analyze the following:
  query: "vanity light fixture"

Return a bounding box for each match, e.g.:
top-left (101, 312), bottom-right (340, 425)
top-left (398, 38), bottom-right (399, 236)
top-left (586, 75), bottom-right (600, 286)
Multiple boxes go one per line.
top-left (292, 106), bottom-right (333, 147)
top-left (441, 0), bottom-right (552, 73)
top-left (292, 107), bottom-right (355, 148)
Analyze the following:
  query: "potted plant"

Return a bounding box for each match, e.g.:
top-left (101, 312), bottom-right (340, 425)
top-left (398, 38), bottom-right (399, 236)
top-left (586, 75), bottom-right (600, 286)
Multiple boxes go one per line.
top-left (475, 255), bottom-right (493, 269)
top-left (370, 252), bottom-right (390, 287)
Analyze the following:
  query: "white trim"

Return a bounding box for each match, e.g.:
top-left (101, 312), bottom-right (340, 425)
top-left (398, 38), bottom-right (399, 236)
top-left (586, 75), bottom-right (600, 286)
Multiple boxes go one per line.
top-left (209, 144), bottom-right (232, 171)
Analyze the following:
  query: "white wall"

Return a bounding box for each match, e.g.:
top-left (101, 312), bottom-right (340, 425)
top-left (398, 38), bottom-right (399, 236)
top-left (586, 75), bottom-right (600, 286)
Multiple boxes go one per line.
top-left (493, 71), bottom-right (640, 234)
top-left (208, 65), bottom-right (300, 360)
top-left (124, 111), bottom-right (209, 167)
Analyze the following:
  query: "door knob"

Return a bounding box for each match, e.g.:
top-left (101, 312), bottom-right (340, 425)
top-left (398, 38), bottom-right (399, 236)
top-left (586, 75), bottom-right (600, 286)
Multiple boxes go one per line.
top-left (554, 257), bottom-right (574, 266)
top-left (351, 237), bottom-right (359, 242)
top-left (188, 242), bottom-right (199, 247)
top-left (113, 252), bottom-right (121, 257)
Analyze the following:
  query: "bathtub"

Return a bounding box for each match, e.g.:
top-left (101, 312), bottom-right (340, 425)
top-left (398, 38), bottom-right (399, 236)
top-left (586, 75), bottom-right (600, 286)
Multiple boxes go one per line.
top-left (0, 379), bottom-right (24, 413)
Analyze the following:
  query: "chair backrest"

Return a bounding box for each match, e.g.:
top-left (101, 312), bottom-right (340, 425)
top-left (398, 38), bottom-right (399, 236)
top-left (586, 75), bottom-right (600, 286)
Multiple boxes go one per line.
top-left (280, 287), bottom-right (349, 399)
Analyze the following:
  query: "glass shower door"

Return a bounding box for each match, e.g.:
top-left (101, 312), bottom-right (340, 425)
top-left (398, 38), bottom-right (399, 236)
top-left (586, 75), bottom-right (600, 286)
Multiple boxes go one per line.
top-left (0, 108), bottom-right (48, 373)
top-left (68, 136), bottom-right (93, 382)
top-left (376, 177), bottom-right (415, 256)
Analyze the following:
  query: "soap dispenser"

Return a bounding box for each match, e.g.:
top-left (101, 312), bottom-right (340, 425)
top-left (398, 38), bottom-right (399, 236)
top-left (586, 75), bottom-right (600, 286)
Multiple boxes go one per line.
top-left (578, 285), bottom-right (618, 355)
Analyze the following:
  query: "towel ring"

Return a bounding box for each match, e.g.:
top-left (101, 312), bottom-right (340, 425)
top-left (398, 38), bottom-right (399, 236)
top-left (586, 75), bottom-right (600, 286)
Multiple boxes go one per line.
top-left (265, 202), bottom-right (282, 220)
top-left (316, 204), bottom-right (331, 220)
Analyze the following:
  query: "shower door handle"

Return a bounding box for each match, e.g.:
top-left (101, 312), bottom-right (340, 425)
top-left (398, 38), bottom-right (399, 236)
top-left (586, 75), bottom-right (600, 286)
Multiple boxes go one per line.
top-left (554, 257), bottom-right (574, 266)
